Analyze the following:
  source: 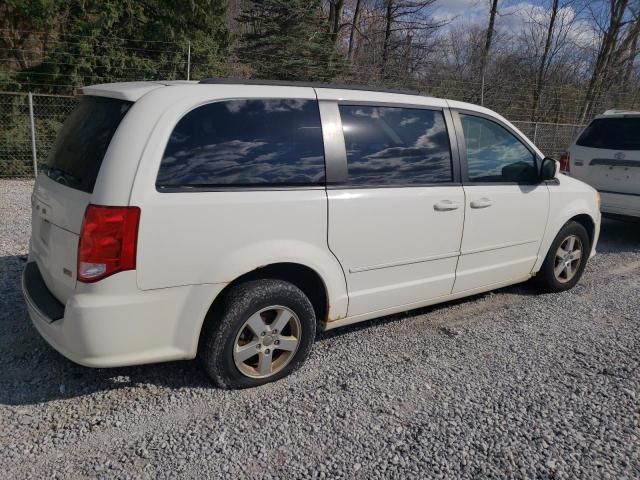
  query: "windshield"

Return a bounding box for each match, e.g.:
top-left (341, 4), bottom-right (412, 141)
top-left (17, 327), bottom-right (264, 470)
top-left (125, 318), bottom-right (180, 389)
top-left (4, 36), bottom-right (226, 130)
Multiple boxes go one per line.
top-left (576, 117), bottom-right (640, 151)
top-left (45, 96), bottom-right (132, 193)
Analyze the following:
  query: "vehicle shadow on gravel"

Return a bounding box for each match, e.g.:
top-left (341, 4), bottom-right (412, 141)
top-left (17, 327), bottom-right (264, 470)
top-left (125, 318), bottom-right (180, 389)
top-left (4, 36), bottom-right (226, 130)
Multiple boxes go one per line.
top-left (596, 218), bottom-right (640, 253)
top-left (0, 255), bottom-right (213, 406)
top-left (0, 219), bottom-right (638, 405)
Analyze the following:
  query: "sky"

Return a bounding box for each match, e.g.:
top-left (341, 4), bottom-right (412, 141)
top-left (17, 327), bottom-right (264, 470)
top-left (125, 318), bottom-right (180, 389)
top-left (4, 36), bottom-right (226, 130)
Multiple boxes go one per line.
top-left (431, 0), bottom-right (602, 48)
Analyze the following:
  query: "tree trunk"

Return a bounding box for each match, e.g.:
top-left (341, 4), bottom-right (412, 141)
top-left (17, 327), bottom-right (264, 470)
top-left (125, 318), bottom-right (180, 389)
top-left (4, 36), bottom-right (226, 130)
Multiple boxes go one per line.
top-left (348, 0), bottom-right (362, 61)
top-left (331, 0), bottom-right (344, 46)
top-left (531, 0), bottom-right (559, 121)
top-left (403, 33), bottom-right (413, 75)
top-left (382, 0), bottom-right (394, 75)
top-left (328, 2), bottom-right (335, 33)
top-left (479, 0), bottom-right (499, 103)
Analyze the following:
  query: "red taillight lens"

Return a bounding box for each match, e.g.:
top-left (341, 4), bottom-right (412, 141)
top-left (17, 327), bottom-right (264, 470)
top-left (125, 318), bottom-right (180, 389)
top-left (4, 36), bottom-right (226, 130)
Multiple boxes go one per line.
top-left (559, 153), bottom-right (570, 173)
top-left (78, 205), bottom-right (141, 282)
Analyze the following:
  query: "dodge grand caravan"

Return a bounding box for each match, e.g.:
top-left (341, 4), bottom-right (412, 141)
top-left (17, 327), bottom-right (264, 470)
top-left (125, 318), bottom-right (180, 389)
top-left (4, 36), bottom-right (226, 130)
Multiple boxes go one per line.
top-left (23, 80), bottom-right (601, 388)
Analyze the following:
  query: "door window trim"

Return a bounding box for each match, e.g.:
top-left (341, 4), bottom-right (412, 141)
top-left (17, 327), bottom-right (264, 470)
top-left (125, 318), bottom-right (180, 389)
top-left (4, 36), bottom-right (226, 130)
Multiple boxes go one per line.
top-left (451, 109), bottom-right (542, 186)
top-left (320, 101), bottom-right (462, 189)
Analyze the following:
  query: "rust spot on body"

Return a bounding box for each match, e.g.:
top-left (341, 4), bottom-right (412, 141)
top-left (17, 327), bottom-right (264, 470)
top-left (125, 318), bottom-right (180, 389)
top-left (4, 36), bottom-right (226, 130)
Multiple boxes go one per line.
top-left (327, 313), bottom-right (346, 323)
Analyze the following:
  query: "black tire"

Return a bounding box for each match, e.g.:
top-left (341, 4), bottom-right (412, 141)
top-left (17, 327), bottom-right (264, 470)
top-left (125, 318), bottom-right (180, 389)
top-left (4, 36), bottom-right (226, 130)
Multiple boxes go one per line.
top-left (535, 221), bottom-right (590, 293)
top-left (199, 279), bottom-right (316, 389)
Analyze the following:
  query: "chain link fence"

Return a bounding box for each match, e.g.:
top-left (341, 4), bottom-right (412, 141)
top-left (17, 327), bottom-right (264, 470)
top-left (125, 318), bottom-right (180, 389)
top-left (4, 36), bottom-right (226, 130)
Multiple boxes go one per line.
top-left (0, 92), bottom-right (586, 178)
top-left (0, 93), bottom-right (32, 177)
top-left (0, 92), bottom-right (77, 177)
top-left (511, 121), bottom-right (585, 158)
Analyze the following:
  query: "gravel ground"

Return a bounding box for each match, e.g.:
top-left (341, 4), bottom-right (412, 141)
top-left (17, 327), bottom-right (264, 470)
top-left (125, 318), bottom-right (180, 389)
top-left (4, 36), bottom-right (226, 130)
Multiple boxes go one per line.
top-left (1, 178), bottom-right (639, 479)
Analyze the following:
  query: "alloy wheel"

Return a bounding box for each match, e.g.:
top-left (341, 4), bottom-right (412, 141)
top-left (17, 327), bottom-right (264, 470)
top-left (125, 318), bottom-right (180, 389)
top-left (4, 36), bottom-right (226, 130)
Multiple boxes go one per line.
top-left (554, 234), bottom-right (583, 283)
top-left (233, 306), bottom-right (301, 378)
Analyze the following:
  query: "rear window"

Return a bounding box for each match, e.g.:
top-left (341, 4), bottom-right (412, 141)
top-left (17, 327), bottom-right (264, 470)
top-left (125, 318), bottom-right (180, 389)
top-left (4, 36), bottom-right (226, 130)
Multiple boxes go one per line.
top-left (156, 99), bottom-right (325, 188)
top-left (45, 96), bottom-right (132, 193)
top-left (576, 117), bottom-right (640, 150)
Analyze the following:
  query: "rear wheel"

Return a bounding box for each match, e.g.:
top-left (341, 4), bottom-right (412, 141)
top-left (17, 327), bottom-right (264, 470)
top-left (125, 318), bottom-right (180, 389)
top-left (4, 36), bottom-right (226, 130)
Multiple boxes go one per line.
top-left (535, 221), bottom-right (590, 293)
top-left (199, 279), bottom-right (316, 389)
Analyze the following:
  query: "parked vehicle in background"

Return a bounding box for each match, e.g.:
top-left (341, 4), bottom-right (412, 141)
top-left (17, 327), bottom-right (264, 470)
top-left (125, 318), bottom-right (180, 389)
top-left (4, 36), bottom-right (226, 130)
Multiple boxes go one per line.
top-left (22, 80), bottom-right (601, 389)
top-left (562, 110), bottom-right (640, 221)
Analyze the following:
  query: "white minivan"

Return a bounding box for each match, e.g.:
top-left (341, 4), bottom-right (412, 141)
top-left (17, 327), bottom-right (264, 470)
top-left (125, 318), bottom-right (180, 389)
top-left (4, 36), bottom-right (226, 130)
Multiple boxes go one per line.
top-left (23, 80), bottom-right (601, 388)
top-left (564, 110), bottom-right (640, 220)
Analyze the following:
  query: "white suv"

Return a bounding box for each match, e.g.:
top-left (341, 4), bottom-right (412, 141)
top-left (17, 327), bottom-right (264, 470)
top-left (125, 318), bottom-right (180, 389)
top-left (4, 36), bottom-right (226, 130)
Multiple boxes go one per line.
top-left (564, 110), bottom-right (640, 220)
top-left (22, 80), bottom-right (601, 388)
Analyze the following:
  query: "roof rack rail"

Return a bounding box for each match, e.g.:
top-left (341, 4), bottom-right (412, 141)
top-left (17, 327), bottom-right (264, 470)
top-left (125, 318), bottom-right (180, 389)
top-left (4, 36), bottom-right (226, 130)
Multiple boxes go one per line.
top-left (198, 77), bottom-right (427, 96)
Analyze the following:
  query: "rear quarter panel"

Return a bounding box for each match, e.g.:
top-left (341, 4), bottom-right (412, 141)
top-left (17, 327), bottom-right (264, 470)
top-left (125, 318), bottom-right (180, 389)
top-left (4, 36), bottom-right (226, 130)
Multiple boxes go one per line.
top-left (127, 85), bottom-right (349, 321)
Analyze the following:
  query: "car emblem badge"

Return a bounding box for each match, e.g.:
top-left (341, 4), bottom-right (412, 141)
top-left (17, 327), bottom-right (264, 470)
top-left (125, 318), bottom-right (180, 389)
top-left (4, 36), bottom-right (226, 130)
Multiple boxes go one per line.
top-left (614, 152), bottom-right (625, 160)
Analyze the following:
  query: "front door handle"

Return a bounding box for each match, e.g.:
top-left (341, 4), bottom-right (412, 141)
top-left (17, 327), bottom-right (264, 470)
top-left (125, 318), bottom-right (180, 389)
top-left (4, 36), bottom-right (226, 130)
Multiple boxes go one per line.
top-left (434, 200), bottom-right (460, 211)
top-left (470, 198), bottom-right (492, 209)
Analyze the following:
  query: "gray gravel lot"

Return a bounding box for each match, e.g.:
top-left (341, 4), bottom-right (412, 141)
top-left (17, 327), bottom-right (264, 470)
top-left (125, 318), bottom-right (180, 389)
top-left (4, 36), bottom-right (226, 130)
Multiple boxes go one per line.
top-left (1, 178), bottom-right (639, 479)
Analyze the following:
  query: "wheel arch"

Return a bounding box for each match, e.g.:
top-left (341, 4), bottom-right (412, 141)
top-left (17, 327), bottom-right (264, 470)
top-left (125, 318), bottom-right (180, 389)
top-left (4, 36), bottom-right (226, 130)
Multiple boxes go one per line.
top-left (197, 262), bottom-right (337, 350)
top-left (569, 213), bottom-right (596, 249)
top-left (534, 209), bottom-right (599, 273)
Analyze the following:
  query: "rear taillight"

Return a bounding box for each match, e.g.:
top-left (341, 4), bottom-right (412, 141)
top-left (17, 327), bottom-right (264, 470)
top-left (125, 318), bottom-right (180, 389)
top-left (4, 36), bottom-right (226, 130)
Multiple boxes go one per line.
top-left (78, 205), bottom-right (141, 282)
top-left (559, 152), bottom-right (570, 173)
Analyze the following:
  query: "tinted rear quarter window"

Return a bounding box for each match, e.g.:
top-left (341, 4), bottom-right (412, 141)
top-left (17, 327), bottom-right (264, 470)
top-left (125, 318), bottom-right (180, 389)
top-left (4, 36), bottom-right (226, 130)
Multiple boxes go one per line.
top-left (576, 117), bottom-right (640, 150)
top-left (339, 105), bottom-right (453, 186)
top-left (157, 99), bottom-right (325, 188)
top-left (46, 96), bottom-right (132, 193)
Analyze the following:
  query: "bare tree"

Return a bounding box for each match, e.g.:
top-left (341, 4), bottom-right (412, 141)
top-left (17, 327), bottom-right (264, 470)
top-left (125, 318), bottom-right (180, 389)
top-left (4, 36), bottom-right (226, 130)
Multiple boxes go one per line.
top-left (382, 0), bottom-right (394, 71)
top-left (582, 0), bottom-right (630, 119)
top-left (618, 6), bottom-right (640, 92)
top-left (530, 0), bottom-right (560, 120)
top-left (348, 0), bottom-right (363, 60)
top-left (526, 0), bottom-right (585, 120)
top-left (479, 0), bottom-right (499, 103)
top-left (378, 0), bottom-right (442, 76)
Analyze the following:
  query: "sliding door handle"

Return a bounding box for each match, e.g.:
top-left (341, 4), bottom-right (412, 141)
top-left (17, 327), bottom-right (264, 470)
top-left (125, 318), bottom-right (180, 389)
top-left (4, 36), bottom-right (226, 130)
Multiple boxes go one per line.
top-left (434, 200), bottom-right (460, 211)
top-left (470, 198), bottom-right (492, 209)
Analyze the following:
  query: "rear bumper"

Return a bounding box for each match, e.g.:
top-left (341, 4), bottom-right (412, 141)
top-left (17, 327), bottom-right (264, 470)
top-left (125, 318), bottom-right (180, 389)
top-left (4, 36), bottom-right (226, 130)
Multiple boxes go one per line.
top-left (22, 262), bottom-right (222, 368)
top-left (600, 191), bottom-right (640, 219)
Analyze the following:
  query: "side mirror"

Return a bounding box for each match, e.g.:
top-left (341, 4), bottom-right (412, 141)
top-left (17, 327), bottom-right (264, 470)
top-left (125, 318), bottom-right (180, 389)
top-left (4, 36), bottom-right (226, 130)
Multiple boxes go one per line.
top-left (540, 157), bottom-right (558, 181)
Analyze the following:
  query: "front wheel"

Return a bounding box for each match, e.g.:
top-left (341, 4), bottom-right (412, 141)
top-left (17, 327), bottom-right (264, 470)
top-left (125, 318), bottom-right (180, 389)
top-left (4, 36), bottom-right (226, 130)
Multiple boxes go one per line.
top-left (199, 279), bottom-right (316, 389)
top-left (535, 221), bottom-right (590, 293)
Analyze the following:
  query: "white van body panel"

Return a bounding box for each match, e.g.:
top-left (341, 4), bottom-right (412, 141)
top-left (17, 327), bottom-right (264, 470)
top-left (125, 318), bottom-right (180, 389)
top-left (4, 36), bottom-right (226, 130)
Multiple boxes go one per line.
top-left (29, 174), bottom-right (90, 303)
top-left (25, 270), bottom-right (221, 366)
top-left (81, 81), bottom-right (196, 101)
top-left (125, 85), bottom-right (349, 322)
top-left (316, 89), bottom-right (464, 316)
top-left (327, 186), bottom-right (464, 316)
top-left (599, 191), bottom-right (640, 217)
top-left (569, 141), bottom-right (640, 218)
top-left (134, 189), bottom-right (349, 321)
top-left (569, 145), bottom-right (640, 197)
top-left (454, 184), bottom-right (549, 292)
top-left (22, 81), bottom-right (601, 368)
